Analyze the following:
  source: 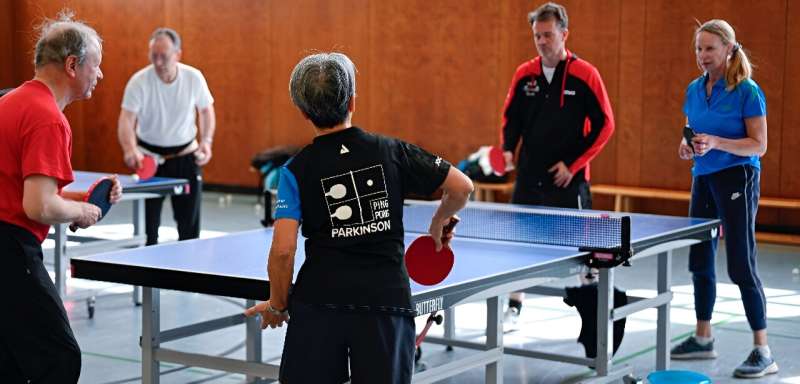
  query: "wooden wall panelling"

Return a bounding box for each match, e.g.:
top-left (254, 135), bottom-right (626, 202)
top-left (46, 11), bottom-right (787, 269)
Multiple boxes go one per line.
top-left (780, 0), bottom-right (800, 226)
top-left (179, 0), bottom-right (272, 186)
top-left (640, 0), bottom-right (699, 192)
top-left (561, 0), bottom-right (621, 186)
top-left (0, 0), bottom-right (16, 89)
top-left (7, 0), bottom-right (798, 225)
top-left (388, 0), bottom-right (505, 161)
top-left (615, 0), bottom-right (646, 188)
top-left (367, 0), bottom-right (443, 147)
top-left (268, 1), bottom-right (371, 168)
top-left (66, 1), bottom-right (116, 173)
top-left (636, 1), bottom-right (701, 216)
top-left (11, 0), bottom-right (38, 90)
top-left (496, 1), bottom-right (536, 146)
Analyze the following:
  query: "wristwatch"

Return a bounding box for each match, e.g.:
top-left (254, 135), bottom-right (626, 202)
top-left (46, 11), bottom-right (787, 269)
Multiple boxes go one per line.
top-left (267, 302), bottom-right (289, 316)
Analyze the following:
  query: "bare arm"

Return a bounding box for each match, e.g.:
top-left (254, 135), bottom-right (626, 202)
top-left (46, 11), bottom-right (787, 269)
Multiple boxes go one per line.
top-left (118, 109), bottom-right (142, 170)
top-left (23, 175), bottom-right (100, 227)
top-left (693, 116), bottom-right (767, 157)
top-left (266, 219), bottom-right (298, 310)
top-left (195, 105), bottom-right (216, 166)
top-left (430, 167), bottom-right (474, 250)
top-left (244, 218), bottom-right (298, 329)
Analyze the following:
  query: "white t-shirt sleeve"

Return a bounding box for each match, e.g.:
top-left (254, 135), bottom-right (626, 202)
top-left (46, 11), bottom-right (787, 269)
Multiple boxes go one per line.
top-left (193, 70), bottom-right (214, 110)
top-left (121, 72), bottom-right (144, 113)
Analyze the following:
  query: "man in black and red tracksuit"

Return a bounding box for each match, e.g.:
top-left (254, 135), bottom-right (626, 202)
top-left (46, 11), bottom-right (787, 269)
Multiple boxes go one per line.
top-left (500, 2), bottom-right (615, 327)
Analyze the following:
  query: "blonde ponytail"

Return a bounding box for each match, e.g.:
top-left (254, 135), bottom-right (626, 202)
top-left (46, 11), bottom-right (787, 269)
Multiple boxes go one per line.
top-left (725, 44), bottom-right (752, 91)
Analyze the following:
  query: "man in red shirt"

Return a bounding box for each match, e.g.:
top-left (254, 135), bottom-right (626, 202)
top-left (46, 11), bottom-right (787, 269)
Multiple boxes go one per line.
top-left (0, 12), bottom-right (121, 383)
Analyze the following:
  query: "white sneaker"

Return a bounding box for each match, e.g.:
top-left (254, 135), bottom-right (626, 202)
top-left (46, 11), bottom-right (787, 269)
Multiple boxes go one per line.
top-left (503, 307), bottom-right (520, 332)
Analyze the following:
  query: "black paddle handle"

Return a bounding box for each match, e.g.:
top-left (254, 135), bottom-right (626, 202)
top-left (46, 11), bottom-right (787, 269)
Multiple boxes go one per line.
top-left (442, 215), bottom-right (460, 238)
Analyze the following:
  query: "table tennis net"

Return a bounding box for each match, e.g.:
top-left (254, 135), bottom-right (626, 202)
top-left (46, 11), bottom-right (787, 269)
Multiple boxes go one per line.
top-left (403, 202), bottom-right (629, 251)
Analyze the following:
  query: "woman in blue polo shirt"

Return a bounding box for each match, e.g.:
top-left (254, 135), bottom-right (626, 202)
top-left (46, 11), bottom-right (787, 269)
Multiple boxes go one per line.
top-left (670, 19), bottom-right (776, 378)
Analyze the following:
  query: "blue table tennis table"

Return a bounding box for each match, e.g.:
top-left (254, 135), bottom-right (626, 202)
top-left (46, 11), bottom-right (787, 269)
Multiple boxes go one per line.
top-left (52, 171), bottom-right (189, 301)
top-left (71, 200), bottom-right (719, 384)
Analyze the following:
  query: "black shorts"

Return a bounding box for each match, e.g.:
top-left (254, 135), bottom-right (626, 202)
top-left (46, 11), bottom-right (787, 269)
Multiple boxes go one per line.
top-left (279, 300), bottom-right (415, 384)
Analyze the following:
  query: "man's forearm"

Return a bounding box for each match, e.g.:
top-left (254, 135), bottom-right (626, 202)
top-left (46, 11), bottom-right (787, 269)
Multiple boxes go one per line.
top-left (198, 107), bottom-right (216, 144)
top-left (27, 194), bottom-right (83, 225)
top-left (118, 112), bottom-right (138, 153)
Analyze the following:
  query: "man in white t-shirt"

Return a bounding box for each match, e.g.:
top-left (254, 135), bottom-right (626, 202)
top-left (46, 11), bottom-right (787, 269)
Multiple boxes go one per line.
top-left (118, 27), bottom-right (216, 245)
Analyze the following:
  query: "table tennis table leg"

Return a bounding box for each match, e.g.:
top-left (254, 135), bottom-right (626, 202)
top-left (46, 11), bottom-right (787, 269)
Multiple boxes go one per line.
top-left (132, 200), bottom-right (145, 305)
top-left (595, 267), bottom-right (614, 377)
top-left (485, 296), bottom-right (503, 384)
top-left (245, 299), bottom-right (265, 383)
top-left (656, 251), bottom-right (672, 371)
top-left (54, 223), bottom-right (68, 296)
top-left (142, 287), bottom-right (161, 384)
top-left (444, 307), bottom-right (455, 351)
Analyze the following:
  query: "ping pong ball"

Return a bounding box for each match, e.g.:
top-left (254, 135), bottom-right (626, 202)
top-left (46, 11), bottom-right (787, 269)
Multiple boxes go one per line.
top-left (131, 174), bottom-right (140, 182)
top-left (367, 179), bottom-right (373, 186)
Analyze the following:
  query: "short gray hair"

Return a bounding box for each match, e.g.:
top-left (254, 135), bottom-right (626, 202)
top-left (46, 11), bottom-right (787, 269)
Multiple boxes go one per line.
top-left (150, 27), bottom-right (182, 51)
top-left (289, 52), bottom-right (356, 128)
top-left (34, 10), bottom-right (102, 68)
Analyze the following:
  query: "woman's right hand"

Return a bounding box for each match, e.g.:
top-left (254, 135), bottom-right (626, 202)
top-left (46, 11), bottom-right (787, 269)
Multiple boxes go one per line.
top-left (679, 140), bottom-right (694, 160)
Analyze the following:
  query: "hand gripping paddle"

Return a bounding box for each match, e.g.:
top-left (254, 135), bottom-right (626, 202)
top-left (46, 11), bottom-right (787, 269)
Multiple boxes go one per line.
top-left (405, 216), bottom-right (460, 286)
top-left (69, 177), bottom-right (114, 231)
top-left (134, 155), bottom-right (159, 181)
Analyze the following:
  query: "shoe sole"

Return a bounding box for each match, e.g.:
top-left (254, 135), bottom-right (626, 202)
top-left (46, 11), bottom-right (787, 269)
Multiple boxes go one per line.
top-left (734, 362), bottom-right (779, 378)
top-left (671, 351), bottom-right (718, 360)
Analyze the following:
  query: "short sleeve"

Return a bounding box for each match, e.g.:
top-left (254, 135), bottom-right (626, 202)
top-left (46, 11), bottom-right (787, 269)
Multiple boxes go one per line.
top-left (193, 71), bottom-right (214, 110)
top-left (274, 166), bottom-right (301, 221)
top-left (21, 122), bottom-right (73, 187)
top-left (683, 82), bottom-right (694, 117)
top-left (742, 82), bottom-right (767, 118)
top-left (397, 141), bottom-right (451, 196)
top-left (121, 75), bottom-right (142, 114)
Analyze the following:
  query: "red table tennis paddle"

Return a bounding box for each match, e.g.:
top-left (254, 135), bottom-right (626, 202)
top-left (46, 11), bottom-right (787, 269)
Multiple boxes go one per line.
top-left (488, 146), bottom-right (508, 176)
top-left (70, 177), bottom-right (114, 231)
top-left (135, 155), bottom-right (158, 181)
top-left (405, 216), bottom-right (460, 286)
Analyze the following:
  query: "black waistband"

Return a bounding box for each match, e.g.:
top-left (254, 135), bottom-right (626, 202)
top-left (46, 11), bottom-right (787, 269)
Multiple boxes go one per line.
top-left (137, 138), bottom-right (194, 156)
top-left (0, 221), bottom-right (40, 246)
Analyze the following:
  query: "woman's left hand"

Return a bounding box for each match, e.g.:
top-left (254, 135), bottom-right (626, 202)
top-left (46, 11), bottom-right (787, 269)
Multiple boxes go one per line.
top-left (692, 134), bottom-right (719, 156)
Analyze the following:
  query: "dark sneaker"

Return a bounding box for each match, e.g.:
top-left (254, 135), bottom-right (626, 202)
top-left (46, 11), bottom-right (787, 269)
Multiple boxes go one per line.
top-left (670, 336), bottom-right (718, 359)
top-left (734, 348), bottom-right (779, 378)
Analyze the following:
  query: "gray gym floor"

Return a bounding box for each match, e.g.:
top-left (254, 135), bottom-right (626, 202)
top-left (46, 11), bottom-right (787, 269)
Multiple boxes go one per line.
top-left (48, 192), bottom-right (799, 383)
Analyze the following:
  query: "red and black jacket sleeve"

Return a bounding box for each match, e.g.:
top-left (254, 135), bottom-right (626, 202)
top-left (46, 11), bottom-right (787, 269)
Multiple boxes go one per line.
top-left (500, 59), bottom-right (541, 153)
top-left (563, 60), bottom-right (615, 176)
